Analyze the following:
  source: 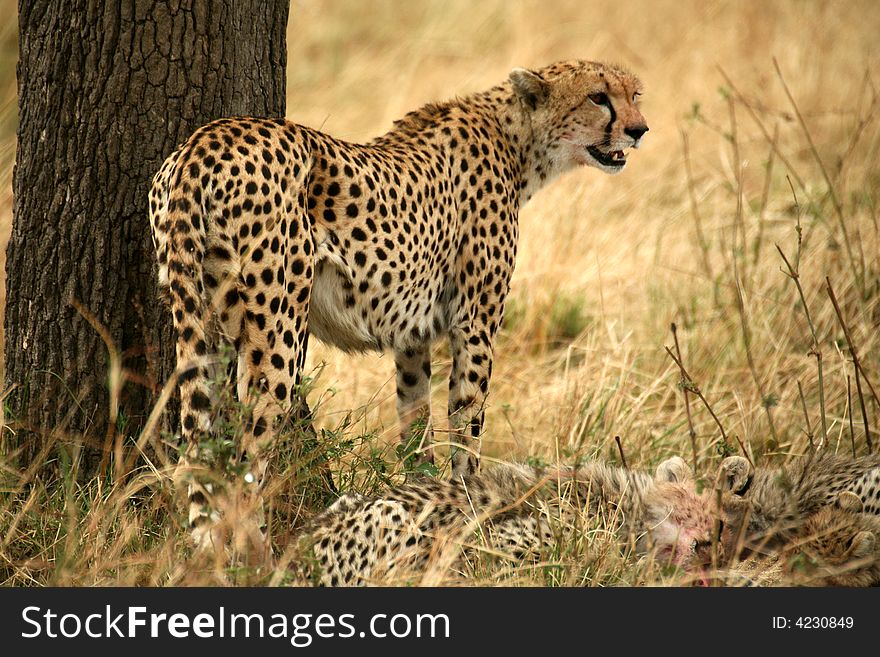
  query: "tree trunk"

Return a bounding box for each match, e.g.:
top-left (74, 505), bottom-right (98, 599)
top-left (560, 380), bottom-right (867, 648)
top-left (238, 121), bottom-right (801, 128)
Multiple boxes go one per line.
top-left (4, 0), bottom-right (288, 477)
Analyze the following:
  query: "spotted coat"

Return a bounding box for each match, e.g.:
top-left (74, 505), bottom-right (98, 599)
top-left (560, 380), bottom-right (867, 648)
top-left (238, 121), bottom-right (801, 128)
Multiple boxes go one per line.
top-left (148, 60), bottom-right (648, 550)
top-left (718, 452), bottom-right (880, 557)
top-left (294, 458), bottom-right (717, 586)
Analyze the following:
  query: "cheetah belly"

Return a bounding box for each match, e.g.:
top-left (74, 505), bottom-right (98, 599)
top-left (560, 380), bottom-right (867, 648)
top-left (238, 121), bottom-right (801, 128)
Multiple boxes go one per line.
top-left (309, 254), bottom-right (379, 353)
top-left (309, 242), bottom-right (451, 354)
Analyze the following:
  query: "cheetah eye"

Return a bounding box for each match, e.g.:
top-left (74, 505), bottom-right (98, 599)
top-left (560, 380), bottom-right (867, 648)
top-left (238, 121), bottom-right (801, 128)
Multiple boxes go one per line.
top-left (588, 92), bottom-right (610, 107)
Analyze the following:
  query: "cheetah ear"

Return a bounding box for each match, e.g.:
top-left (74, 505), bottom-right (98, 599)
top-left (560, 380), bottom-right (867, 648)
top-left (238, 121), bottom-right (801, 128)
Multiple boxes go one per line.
top-left (718, 456), bottom-right (752, 494)
top-left (849, 531), bottom-right (875, 560)
top-left (654, 456), bottom-right (692, 483)
top-left (837, 491), bottom-right (865, 513)
top-left (510, 68), bottom-right (550, 110)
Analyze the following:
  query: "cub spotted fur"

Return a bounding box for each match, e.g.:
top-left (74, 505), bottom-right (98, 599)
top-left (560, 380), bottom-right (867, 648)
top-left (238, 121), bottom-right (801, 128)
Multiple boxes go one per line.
top-left (717, 452), bottom-right (880, 554)
top-left (293, 457), bottom-right (714, 586)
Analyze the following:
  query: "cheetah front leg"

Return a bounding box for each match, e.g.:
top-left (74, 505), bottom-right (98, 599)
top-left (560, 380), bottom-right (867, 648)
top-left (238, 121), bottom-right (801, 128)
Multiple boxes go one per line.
top-left (394, 344), bottom-right (435, 468)
top-left (448, 325), bottom-right (494, 478)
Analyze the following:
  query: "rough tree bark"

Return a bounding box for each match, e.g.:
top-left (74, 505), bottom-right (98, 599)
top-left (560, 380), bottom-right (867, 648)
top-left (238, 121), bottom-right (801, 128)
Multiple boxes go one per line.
top-left (5, 0), bottom-right (288, 476)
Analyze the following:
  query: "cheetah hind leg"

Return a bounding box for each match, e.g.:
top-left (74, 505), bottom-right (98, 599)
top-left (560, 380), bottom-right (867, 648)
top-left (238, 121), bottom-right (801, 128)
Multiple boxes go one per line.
top-left (282, 394), bottom-right (338, 498)
top-left (255, 392), bottom-right (338, 557)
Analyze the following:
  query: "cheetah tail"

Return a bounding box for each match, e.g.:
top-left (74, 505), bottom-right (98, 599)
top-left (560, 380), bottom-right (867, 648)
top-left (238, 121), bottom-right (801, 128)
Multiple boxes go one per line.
top-left (163, 174), bottom-right (215, 462)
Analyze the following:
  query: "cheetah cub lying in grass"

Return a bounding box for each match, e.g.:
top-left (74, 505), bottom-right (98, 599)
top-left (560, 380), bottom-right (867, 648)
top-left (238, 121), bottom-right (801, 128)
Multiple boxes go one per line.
top-left (715, 452), bottom-right (880, 586)
top-left (716, 452), bottom-right (880, 551)
top-left (292, 451), bottom-right (880, 586)
top-left (292, 457), bottom-right (718, 586)
top-left (720, 493), bottom-right (880, 586)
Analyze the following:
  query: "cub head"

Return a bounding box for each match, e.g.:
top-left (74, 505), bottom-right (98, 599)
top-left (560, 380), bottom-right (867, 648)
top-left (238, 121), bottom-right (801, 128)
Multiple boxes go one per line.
top-left (781, 506), bottom-right (880, 586)
top-left (642, 457), bottom-right (718, 572)
top-left (509, 60), bottom-right (648, 176)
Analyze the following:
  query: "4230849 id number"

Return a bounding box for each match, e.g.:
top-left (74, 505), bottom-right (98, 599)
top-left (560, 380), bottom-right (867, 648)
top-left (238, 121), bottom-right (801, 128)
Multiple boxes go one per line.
top-left (772, 617), bottom-right (854, 629)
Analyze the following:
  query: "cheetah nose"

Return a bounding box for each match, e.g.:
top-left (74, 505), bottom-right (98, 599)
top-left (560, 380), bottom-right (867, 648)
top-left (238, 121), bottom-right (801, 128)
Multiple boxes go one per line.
top-left (625, 124), bottom-right (648, 142)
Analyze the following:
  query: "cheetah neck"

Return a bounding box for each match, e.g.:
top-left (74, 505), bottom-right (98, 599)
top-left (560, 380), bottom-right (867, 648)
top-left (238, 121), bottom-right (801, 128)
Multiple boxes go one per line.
top-left (376, 83), bottom-right (570, 208)
top-left (489, 86), bottom-right (572, 206)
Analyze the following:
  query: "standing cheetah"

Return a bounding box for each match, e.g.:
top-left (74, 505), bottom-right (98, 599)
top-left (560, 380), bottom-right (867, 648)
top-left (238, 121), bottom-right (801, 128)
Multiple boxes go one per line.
top-left (293, 457), bottom-right (719, 586)
top-left (148, 60), bottom-right (648, 551)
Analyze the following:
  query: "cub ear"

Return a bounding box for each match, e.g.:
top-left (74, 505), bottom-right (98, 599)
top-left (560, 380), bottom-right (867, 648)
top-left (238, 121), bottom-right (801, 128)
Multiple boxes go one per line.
top-left (849, 531), bottom-right (875, 560)
top-left (654, 456), bottom-right (692, 483)
top-left (836, 491), bottom-right (865, 513)
top-left (718, 456), bottom-right (752, 494)
top-left (510, 68), bottom-right (550, 110)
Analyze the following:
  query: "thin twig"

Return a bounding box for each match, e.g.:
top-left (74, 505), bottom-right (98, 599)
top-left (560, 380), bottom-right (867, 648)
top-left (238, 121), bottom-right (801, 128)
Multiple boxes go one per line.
top-left (836, 69), bottom-right (878, 184)
top-left (847, 375), bottom-right (856, 458)
top-left (853, 369), bottom-right (871, 453)
top-left (69, 298), bottom-right (123, 479)
top-left (776, 244), bottom-right (827, 446)
top-left (733, 258), bottom-right (779, 444)
top-left (727, 95), bottom-right (748, 285)
top-left (773, 58), bottom-right (863, 296)
top-left (796, 380), bottom-right (815, 449)
top-left (786, 176), bottom-right (804, 269)
top-left (664, 346), bottom-right (751, 465)
top-left (614, 436), bottom-right (628, 470)
top-left (717, 66), bottom-right (805, 190)
top-left (733, 434), bottom-right (753, 469)
top-left (752, 123), bottom-right (778, 268)
top-left (671, 323), bottom-right (698, 471)
top-left (680, 129), bottom-right (719, 308)
top-left (727, 95), bottom-right (748, 288)
top-left (826, 277), bottom-right (875, 452)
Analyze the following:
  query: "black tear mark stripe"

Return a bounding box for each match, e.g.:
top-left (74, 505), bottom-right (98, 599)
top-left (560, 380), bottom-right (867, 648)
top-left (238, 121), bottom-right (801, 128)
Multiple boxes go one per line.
top-left (601, 76), bottom-right (616, 135)
top-left (605, 98), bottom-right (616, 135)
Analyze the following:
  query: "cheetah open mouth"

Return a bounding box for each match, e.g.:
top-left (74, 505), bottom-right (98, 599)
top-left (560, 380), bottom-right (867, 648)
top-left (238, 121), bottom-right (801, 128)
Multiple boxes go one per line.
top-left (586, 146), bottom-right (627, 168)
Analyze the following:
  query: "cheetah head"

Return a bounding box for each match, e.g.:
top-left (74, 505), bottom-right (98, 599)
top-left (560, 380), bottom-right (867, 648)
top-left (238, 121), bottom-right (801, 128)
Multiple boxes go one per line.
top-left (780, 505), bottom-right (880, 586)
top-left (643, 460), bottom-right (717, 573)
top-left (509, 60), bottom-right (648, 176)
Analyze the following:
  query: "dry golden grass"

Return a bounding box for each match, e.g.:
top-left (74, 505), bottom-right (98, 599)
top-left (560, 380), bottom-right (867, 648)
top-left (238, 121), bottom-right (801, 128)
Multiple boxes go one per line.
top-left (1, 0), bottom-right (879, 586)
top-left (291, 0), bottom-right (880, 466)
